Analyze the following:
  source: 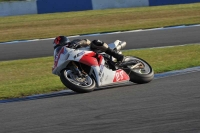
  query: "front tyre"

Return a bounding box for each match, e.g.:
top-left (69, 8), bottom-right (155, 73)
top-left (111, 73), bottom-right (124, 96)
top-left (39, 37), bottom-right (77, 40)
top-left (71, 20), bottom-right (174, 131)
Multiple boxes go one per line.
top-left (60, 69), bottom-right (96, 93)
top-left (122, 56), bottom-right (154, 84)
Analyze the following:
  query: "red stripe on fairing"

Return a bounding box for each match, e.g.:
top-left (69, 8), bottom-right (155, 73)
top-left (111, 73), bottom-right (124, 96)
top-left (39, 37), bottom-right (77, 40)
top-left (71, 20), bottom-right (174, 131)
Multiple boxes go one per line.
top-left (79, 52), bottom-right (99, 66)
top-left (52, 47), bottom-right (65, 71)
top-left (97, 54), bottom-right (103, 66)
top-left (113, 69), bottom-right (130, 82)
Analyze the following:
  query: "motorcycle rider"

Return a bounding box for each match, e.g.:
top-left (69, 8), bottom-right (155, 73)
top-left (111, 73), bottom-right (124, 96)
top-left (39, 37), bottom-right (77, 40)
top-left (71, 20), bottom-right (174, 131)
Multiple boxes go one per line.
top-left (53, 36), bottom-right (124, 62)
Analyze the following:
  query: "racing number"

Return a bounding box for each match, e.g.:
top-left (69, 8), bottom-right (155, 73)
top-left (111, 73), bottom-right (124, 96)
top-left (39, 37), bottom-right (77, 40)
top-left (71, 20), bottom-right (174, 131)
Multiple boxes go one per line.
top-left (113, 69), bottom-right (130, 82)
top-left (116, 70), bottom-right (124, 81)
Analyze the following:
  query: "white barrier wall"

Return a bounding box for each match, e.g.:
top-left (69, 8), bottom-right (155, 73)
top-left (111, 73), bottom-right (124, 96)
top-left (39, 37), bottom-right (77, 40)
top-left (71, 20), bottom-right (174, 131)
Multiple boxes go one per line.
top-left (0, 0), bottom-right (37, 16)
top-left (91, 0), bottom-right (149, 10)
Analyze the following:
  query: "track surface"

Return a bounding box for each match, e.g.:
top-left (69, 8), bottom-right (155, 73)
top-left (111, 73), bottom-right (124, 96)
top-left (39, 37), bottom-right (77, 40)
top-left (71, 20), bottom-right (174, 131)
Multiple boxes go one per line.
top-left (0, 26), bottom-right (200, 133)
top-left (1, 72), bottom-right (200, 133)
top-left (0, 26), bottom-right (200, 61)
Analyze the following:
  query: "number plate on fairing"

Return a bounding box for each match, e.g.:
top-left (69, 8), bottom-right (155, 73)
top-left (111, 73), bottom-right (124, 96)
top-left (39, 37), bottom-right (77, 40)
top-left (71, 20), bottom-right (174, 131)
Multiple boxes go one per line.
top-left (113, 69), bottom-right (130, 82)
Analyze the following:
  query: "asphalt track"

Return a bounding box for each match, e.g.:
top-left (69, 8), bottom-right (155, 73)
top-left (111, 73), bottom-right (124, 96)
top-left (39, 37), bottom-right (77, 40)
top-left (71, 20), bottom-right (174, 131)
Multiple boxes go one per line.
top-left (0, 71), bottom-right (200, 133)
top-left (0, 25), bottom-right (200, 61)
top-left (0, 26), bottom-right (200, 133)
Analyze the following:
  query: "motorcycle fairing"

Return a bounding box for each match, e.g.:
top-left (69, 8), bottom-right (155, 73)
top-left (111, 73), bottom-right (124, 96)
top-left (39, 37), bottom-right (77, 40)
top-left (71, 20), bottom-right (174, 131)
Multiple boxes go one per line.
top-left (52, 46), bottom-right (101, 76)
top-left (79, 52), bottom-right (99, 66)
top-left (52, 47), bottom-right (69, 75)
top-left (89, 56), bottom-right (130, 86)
top-left (52, 47), bottom-right (83, 75)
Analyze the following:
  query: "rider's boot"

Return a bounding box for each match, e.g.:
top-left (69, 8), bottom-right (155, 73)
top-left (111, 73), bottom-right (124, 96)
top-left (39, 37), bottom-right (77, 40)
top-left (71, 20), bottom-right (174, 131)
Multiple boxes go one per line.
top-left (90, 40), bottom-right (124, 62)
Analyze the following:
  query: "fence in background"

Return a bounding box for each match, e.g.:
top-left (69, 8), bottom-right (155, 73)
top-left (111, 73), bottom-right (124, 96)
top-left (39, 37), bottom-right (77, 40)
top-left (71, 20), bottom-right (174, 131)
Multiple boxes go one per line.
top-left (149, 0), bottom-right (200, 6)
top-left (37, 0), bottom-right (93, 14)
top-left (0, 0), bottom-right (200, 16)
top-left (0, 0), bottom-right (37, 16)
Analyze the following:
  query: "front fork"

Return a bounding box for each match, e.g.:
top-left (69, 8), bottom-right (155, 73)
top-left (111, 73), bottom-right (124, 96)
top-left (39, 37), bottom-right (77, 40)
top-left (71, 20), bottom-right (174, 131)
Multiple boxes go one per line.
top-left (70, 61), bottom-right (87, 77)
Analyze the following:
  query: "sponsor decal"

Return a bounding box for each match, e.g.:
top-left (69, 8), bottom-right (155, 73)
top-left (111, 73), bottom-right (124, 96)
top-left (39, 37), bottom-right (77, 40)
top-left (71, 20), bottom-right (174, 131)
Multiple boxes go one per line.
top-left (100, 73), bottom-right (104, 82)
top-left (99, 64), bottom-right (104, 76)
top-left (74, 51), bottom-right (85, 59)
top-left (65, 54), bottom-right (70, 60)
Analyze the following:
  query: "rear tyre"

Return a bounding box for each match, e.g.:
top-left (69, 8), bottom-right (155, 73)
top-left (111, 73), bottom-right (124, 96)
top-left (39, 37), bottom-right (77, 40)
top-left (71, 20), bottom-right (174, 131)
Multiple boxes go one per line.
top-left (122, 56), bottom-right (154, 84)
top-left (60, 69), bottom-right (96, 93)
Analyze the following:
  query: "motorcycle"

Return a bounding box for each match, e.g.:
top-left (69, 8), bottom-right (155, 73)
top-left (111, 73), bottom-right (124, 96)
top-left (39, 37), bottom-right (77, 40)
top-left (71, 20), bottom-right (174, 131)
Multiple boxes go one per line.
top-left (52, 40), bottom-right (154, 93)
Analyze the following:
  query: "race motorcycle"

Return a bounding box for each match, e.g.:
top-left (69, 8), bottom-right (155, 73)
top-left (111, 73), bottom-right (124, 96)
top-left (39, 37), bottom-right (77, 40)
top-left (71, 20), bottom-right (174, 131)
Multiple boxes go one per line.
top-left (52, 40), bottom-right (154, 93)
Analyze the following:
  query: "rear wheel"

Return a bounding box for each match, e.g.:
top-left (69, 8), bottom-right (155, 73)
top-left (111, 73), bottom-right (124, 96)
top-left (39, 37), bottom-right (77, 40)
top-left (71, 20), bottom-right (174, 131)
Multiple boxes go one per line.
top-left (60, 69), bottom-right (96, 93)
top-left (122, 56), bottom-right (154, 84)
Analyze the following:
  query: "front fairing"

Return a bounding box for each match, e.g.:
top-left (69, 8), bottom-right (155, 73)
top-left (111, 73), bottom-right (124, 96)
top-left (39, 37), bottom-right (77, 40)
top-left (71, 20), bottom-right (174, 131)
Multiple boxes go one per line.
top-left (52, 46), bottom-right (94, 76)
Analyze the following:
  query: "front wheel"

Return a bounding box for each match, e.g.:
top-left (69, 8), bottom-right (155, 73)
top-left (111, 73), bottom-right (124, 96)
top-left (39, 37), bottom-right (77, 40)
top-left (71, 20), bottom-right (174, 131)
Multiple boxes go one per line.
top-left (122, 56), bottom-right (154, 84)
top-left (60, 69), bottom-right (96, 93)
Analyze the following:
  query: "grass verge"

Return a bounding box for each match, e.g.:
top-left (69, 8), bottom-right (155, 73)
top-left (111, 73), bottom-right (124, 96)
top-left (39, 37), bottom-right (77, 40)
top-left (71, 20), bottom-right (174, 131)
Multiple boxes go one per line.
top-left (0, 44), bottom-right (200, 100)
top-left (0, 3), bottom-right (200, 42)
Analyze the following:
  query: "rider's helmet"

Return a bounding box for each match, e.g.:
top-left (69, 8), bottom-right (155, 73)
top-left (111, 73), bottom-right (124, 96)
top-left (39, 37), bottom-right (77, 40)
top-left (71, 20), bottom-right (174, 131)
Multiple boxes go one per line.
top-left (53, 36), bottom-right (70, 49)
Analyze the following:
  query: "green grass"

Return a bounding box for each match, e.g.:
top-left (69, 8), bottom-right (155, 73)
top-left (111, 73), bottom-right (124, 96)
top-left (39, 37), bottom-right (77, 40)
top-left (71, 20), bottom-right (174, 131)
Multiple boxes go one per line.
top-left (0, 44), bottom-right (200, 100)
top-left (0, 3), bottom-right (200, 42)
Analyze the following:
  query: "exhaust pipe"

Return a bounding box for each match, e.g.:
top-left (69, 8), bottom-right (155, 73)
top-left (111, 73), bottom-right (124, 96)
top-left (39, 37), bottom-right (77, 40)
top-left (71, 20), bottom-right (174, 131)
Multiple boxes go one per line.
top-left (116, 41), bottom-right (126, 51)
